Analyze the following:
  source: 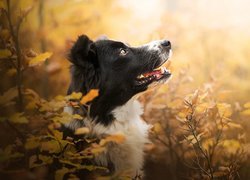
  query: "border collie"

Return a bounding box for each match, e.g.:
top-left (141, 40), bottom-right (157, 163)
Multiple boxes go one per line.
top-left (64, 35), bottom-right (172, 177)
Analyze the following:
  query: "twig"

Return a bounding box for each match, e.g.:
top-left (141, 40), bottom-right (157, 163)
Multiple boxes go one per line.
top-left (6, 120), bottom-right (25, 141)
top-left (6, 0), bottom-right (23, 111)
top-left (185, 102), bottom-right (214, 179)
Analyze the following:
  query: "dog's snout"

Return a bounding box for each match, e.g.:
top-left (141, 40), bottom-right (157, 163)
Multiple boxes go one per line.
top-left (161, 40), bottom-right (171, 49)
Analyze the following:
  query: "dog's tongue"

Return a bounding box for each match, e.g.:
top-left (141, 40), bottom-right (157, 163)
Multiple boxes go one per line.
top-left (143, 69), bottom-right (162, 77)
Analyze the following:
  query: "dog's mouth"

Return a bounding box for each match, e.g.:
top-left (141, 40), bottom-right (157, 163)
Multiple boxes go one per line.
top-left (135, 59), bottom-right (171, 86)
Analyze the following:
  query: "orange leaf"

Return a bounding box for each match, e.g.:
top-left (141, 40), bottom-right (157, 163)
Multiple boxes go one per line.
top-left (80, 89), bottom-right (99, 104)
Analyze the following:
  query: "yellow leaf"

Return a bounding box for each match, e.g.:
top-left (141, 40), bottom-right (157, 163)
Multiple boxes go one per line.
top-left (74, 127), bottom-right (90, 135)
top-left (0, 87), bottom-right (17, 105)
top-left (196, 103), bottom-right (209, 113)
top-left (241, 109), bottom-right (250, 116)
top-left (244, 102), bottom-right (250, 108)
top-left (0, 1), bottom-right (6, 10)
top-left (90, 146), bottom-right (106, 155)
top-left (73, 114), bottom-right (83, 120)
top-left (29, 52), bottom-right (52, 66)
top-left (41, 140), bottom-right (61, 153)
top-left (25, 136), bottom-right (40, 150)
top-left (227, 122), bottom-right (242, 129)
top-left (153, 123), bottom-right (164, 134)
top-left (55, 167), bottom-right (70, 180)
top-left (9, 113), bottom-right (28, 124)
top-left (222, 139), bottom-right (241, 154)
top-left (80, 89), bottom-right (99, 104)
top-left (100, 134), bottom-right (126, 146)
top-left (168, 99), bottom-right (182, 108)
top-left (6, 68), bottom-right (17, 76)
top-left (202, 138), bottom-right (214, 151)
top-left (185, 135), bottom-right (194, 141)
top-left (191, 89), bottom-right (199, 104)
top-left (29, 155), bottom-right (41, 168)
top-left (0, 49), bottom-right (12, 58)
top-left (55, 95), bottom-right (65, 101)
top-left (67, 92), bottom-right (82, 100)
top-left (53, 130), bottom-right (63, 140)
top-left (217, 103), bottom-right (232, 117)
top-left (25, 100), bottom-right (37, 110)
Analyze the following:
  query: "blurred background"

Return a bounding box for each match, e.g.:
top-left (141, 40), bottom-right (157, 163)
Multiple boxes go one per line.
top-left (3, 0), bottom-right (249, 101)
top-left (1, 0), bottom-right (250, 179)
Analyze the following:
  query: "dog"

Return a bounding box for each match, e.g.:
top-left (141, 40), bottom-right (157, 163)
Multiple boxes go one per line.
top-left (64, 35), bottom-right (172, 178)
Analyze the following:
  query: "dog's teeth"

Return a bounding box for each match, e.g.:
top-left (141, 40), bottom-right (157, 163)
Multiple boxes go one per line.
top-left (137, 74), bottom-right (144, 79)
top-left (160, 67), bottom-right (164, 73)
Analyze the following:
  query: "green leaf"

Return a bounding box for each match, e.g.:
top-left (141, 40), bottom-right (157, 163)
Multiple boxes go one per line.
top-left (29, 52), bottom-right (52, 66)
top-left (9, 113), bottom-right (28, 124)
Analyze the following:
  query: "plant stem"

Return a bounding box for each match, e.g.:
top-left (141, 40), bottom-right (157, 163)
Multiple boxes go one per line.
top-left (6, 0), bottom-right (23, 111)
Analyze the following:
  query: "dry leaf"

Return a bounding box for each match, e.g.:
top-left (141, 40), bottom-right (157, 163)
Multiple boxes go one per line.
top-left (80, 89), bottom-right (99, 104)
top-left (74, 127), bottom-right (90, 135)
top-left (29, 52), bottom-right (52, 66)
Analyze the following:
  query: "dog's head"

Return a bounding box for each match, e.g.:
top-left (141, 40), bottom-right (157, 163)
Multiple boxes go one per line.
top-left (68, 35), bottom-right (172, 125)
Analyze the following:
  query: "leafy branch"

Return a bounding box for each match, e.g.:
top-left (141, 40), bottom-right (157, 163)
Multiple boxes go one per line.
top-left (5, 0), bottom-right (32, 111)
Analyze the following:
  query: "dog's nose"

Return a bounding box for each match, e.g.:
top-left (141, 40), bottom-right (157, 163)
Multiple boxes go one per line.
top-left (161, 40), bottom-right (171, 49)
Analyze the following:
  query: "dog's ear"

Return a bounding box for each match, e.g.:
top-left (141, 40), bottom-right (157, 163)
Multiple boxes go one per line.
top-left (67, 35), bottom-right (100, 95)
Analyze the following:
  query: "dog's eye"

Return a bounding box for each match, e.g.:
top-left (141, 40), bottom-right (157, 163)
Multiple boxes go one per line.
top-left (119, 48), bottom-right (128, 56)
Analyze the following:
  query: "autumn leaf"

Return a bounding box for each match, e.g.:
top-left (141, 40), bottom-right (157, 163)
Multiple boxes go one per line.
top-left (0, 87), bottom-right (18, 105)
top-left (0, 145), bottom-right (23, 162)
top-left (241, 109), bottom-right (250, 116)
top-left (25, 136), bottom-right (40, 150)
top-left (6, 68), bottom-right (17, 76)
top-left (244, 102), bottom-right (250, 108)
top-left (191, 89), bottom-right (199, 104)
top-left (222, 139), bottom-right (241, 154)
top-left (66, 92), bottom-right (82, 100)
top-left (227, 122), bottom-right (242, 129)
top-left (25, 100), bottom-right (37, 110)
top-left (202, 138), bottom-right (214, 151)
top-left (9, 113), bottom-right (28, 124)
top-left (153, 122), bottom-right (164, 134)
top-left (0, 1), bottom-right (6, 10)
top-left (29, 155), bottom-right (47, 168)
top-left (75, 127), bottom-right (90, 135)
top-left (40, 140), bottom-right (61, 153)
top-left (99, 133), bottom-right (126, 146)
top-left (29, 52), bottom-right (52, 66)
top-left (80, 89), bottom-right (99, 104)
top-left (73, 114), bottom-right (83, 120)
top-left (90, 145), bottom-right (106, 155)
top-left (0, 49), bottom-right (12, 58)
top-left (55, 167), bottom-right (71, 180)
top-left (217, 103), bottom-right (232, 117)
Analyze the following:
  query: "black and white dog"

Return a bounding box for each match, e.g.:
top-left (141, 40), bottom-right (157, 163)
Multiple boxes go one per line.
top-left (64, 35), bottom-right (172, 177)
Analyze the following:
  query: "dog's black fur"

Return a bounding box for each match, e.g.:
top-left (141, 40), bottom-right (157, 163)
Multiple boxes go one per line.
top-left (67, 35), bottom-right (171, 126)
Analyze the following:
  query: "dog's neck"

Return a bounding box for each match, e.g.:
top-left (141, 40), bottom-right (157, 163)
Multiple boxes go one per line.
top-left (90, 89), bottom-right (136, 126)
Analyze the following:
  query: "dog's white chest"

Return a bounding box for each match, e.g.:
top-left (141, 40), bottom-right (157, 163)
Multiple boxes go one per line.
top-left (88, 99), bottom-right (150, 175)
top-left (65, 99), bottom-right (150, 176)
